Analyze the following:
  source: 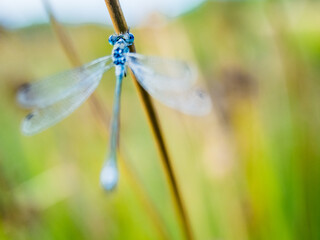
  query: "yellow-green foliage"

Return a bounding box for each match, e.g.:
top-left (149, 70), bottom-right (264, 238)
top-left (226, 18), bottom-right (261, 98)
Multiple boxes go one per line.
top-left (0, 1), bottom-right (320, 239)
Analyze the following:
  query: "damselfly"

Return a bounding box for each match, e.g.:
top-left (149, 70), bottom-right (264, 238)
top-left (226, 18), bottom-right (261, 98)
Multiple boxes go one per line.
top-left (17, 32), bottom-right (211, 191)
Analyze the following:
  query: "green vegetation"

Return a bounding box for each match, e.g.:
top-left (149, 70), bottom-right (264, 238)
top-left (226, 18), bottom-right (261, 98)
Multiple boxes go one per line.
top-left (1, 1), bottom-right (320, 239)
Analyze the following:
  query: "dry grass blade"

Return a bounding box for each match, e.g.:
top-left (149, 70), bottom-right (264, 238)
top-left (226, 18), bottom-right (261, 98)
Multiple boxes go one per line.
top-left (103, 0), bottom-right (194, 239)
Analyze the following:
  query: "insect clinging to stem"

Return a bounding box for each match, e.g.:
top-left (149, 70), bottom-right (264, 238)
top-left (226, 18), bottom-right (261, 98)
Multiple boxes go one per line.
top-left (17, 31), bottom-right (212, 191)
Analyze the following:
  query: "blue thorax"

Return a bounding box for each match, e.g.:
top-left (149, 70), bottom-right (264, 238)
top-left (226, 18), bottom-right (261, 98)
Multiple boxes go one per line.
top-left (112, 39), bottom-right (130, 66)
top-left (108, 33), bottom-right (134, 66)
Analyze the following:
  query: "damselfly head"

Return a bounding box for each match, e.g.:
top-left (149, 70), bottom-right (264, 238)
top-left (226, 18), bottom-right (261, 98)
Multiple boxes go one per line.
top-left (108, 32), bottom-right (134, 46)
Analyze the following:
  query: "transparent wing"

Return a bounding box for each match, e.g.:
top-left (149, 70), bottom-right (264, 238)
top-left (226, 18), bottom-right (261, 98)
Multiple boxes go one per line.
top-left (150, 87), bottom-right (212, 116)
top-left (17, 55), bottom-right (113, 108)
top-left (127, 53), bottom-right (211, 116)
top-left (21, 67), bottom-right (104, 136)
top-left (127, 53), bottom-right (196, 92)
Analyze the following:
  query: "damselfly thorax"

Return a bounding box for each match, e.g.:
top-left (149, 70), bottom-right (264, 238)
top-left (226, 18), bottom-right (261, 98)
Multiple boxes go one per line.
top-left (110, 32), bottom-right (133, 78)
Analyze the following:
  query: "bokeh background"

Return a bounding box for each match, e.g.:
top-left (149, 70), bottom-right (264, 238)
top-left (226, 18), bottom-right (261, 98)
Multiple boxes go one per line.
top-left (1, 0), bottom-right (320, 239)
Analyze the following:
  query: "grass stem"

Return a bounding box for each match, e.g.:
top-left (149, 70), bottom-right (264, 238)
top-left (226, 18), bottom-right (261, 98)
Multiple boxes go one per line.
top-left (103, 0), bottom-right (194, 239)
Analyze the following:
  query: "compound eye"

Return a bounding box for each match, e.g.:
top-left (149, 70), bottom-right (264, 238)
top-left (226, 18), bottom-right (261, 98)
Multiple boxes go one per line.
top-left (128, 33), bottom-right (134, 43)
top-left (123, 32), bottom-right (134, 44)
top-left (108, 35), bottom-right (118, 45)
top-left (123, 33), bottom-right (134, 45)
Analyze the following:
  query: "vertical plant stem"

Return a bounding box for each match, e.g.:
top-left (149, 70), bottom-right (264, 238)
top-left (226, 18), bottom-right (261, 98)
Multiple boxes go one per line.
top-left (43, 0), bottom-right (81, 67)
top-left (103, 0), bottom-right (194, 239)
top-left (42, 1), bottom-right (169, 239)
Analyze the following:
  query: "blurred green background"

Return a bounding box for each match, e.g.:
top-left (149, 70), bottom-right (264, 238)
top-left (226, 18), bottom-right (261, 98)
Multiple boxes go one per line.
top-left (1, 0), bottom-right (320, 239)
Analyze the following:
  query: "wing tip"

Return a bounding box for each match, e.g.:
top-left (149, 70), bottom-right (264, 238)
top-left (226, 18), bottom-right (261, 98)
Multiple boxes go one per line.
top-left (21, 113), bottom-right (38, 136)
top-left (16, 83), bottom-right (32, 108)
top-left (180, 89), bottom-right (213, 116)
